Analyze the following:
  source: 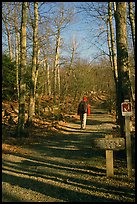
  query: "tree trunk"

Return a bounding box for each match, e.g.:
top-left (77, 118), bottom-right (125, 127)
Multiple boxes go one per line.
top-left (28, 2), bottom-right (38, 125)
top-left (14, 3), bottom-right (20, 100)
top-left (43, 60), bottom-right (47, 95)
top-left (108, 2), bottom-right (119, 124)
top-left (106, 21), bottom-right (113, 67)
top-left (57, 64), bottom-right (61, 97)
top-left (15, 31), bottom-right (20, 100)
top-left (46, 62), bottom-right (51, 95)
top-left (53, 28), bottom-right (60, 104)
top-left (115, 2), bottom-right (132, 136)
top-left (128, 2), bottom-right (135, 58)
top-left (18, 2), bottom-right (27, 136)
top-left (63, 36), bottom-right (76, 101)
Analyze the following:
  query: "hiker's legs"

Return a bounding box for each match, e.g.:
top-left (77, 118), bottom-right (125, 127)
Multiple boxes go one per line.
top-left (83, 113), bottom-right (87, 129)
top-left (80, 113), bottom-right (83, 129)
top-left (80, 113), bottom-right (87, 129)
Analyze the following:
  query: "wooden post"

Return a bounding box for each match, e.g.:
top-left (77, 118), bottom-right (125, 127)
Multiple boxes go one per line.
top-left (125, 115), bottom-right (132, 177)
top-left (106, 135), bottom-right (114, 177)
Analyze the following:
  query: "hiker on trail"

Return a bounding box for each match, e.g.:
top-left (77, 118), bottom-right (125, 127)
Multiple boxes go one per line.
top-left (77, 96), bottom-right (90, 129)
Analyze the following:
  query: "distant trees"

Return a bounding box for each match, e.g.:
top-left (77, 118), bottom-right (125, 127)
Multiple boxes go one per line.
top-left (61, 58), bottom-right (115, 99)
top-left (61, 36), bottom-right (78, 101)
top-left (52, 3), bottom-right (74, 104)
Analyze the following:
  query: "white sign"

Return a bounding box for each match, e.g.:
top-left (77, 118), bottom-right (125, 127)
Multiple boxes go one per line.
top-left (93, 138), bottom-right (125, 150)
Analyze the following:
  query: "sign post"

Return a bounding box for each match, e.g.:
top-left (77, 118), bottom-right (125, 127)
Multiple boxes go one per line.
top-left (93, 136), bottom-right (125, 177)
top-left (121, 100), bottom-right (132, 177)
top-left (105, 135), bottom-right (114, 177)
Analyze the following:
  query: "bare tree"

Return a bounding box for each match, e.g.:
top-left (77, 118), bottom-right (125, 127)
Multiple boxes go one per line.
top-left (14, 2), bottom-right (21, 100)
top-left (53, 27), bottom-right (61, 104)
top-left (128, 2), bottom-right (135, 59)
top-left (28, 2), bottom-right (39, 125)
top-left (2, 3), bottom-right (13, 61)
top-left (63, 36), bottom-right (78, 99)
top-left (106, 20), bottom-right (113, 67)
top-left (18, 2), bottom-right (27, 136)
top-left (115, 2), bottom-right (132, 136)
top-left (46, 62), bottom-right (51, 95)
top-left (53, 3), bottom-right (74, 104)
top-left (108, 2), bottom-right (119, 123)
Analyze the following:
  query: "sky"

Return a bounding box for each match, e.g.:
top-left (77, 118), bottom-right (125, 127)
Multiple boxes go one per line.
top-left (37, 2), bottom-right (108, 63)
top-left (60, 2), bottom-right (109, 63)
top-left (2, 2), bottom-right (109, 63)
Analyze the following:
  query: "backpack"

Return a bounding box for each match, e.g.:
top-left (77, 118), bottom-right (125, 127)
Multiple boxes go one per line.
top-left (78, 101), bottom-right (87, 114)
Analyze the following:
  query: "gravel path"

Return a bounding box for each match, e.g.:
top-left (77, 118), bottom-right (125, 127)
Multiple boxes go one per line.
top-left (2, 107), bottom-right (135, 202)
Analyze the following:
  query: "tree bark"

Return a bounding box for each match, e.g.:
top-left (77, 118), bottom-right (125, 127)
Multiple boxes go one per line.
top-left (43, 60), bottom-right (51, 96)
top-left (46, 63), bottom-right (51, 96)
top-left (108, 2), bottom-right (119, 124)
top-left (115, 2), bottom-right (132, 136)
top-left (128, 2), bottom-right (135, 58)
top-left (18, 2), bottom-right (27, 136)
top-left (106, 21), bottom-right (113, 67)
top-left (53, 28), bottom-right (60, 104)
top-left (14, 3), bottom-right (20, 100)
top-left (28, 2), bottom-right (39, 125)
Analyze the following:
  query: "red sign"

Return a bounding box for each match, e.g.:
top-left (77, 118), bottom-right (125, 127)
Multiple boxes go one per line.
top-left (121, 101), bottom-right (132, 116)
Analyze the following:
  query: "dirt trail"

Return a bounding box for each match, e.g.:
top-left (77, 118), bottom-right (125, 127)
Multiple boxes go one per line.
top-left (2, 106), bottom-right (135, 202)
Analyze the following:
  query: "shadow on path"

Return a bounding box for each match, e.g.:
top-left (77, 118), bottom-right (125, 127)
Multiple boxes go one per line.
top-left (2, 106), bottom-right (135, 202)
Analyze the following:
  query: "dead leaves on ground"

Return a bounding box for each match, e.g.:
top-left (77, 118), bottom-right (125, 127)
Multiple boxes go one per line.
top-left (2, 143), bottom-right (29, 155)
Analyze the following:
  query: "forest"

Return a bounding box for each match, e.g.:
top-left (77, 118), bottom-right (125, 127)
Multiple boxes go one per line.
top-left (2, 2), bottom-right (135, 136)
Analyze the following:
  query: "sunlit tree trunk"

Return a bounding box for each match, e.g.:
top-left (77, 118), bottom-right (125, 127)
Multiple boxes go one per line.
top-left (14, 3), bottom-right (20, 100)
top-left (43, 60), bottom-right (51, 96)
top-left (15, 32), bottom-right (20, 100)
top-left (18, 2), bottom-right (27, 136)
top-left (128, 2), bottom-right (135, 58)
top-left (127, 2), bottom-right (135, 104)
top-left (108, 2), bottom-right (119, 124)
top-left (53, 28), bottom-right (60, 104)
top-left (69, 36), bottom-right (77, 73)
top-left (106, 21), bottom-right (113, 67)
top-left (43, 60), bottom-right (47, 95)
top-left (57, 63), bottom-right (61, 97)
top-left (28, 2), bottom-right (38, 125)
top-left (108, 2), bottom-right (118, 80)
top-left (115, 2), bottom-right (132, 136)
top-left (46, 63), bottom-right (51, 95)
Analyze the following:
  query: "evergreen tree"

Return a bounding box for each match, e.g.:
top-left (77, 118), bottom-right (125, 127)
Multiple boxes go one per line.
top-left (2, 54), bottom-right (16, 100)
